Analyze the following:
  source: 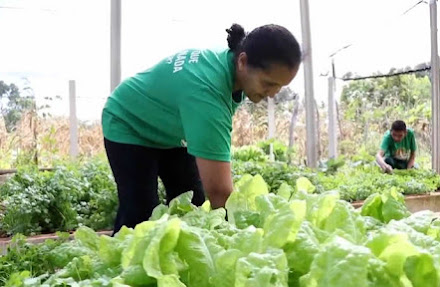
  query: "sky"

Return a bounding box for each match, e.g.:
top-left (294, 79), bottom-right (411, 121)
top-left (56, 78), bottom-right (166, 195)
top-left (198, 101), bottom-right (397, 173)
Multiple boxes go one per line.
top-left (0, 0), bottom-right (433, 121)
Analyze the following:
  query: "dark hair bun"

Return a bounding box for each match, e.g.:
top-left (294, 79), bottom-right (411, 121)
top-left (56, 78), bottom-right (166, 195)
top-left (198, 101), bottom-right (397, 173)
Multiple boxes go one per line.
top-left (226, 24), bottom-right (246, 51)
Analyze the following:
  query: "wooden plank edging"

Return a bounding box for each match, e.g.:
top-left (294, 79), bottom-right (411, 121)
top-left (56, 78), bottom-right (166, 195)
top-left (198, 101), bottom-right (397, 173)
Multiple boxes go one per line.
top-left (352, 192), bottom-right (440, 212)
top-left (0, 230), bottom-right (112, 255)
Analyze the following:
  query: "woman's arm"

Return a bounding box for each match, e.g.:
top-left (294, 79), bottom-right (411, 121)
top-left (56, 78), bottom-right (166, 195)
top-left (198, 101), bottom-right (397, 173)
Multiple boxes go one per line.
top-left (196, 157), bottom-right (233, 209)
top-left (407, 151), bottom-right (416, 169)
top-left (376, 150), bottom-right (393, 173)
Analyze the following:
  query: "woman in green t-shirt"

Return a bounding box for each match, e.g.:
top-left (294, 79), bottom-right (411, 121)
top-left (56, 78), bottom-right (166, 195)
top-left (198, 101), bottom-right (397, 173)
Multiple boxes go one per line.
top-left (102, 23), bottom-right (302, 234)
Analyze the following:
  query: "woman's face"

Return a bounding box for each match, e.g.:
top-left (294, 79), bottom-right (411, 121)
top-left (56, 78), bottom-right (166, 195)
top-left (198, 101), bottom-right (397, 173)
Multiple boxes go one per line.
top-left (236, 52), bottom-right (300, 103)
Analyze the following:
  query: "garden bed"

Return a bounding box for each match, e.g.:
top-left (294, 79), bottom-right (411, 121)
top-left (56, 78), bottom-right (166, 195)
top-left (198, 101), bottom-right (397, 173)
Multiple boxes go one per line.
top-left (352, 191), bottom-right (440, 212)
top-left (3, 175), bottom-right (440, 286)
top-left (2, 191), bottom-right (440, 253)
top-left (3, 191), bottom-right (440, 252)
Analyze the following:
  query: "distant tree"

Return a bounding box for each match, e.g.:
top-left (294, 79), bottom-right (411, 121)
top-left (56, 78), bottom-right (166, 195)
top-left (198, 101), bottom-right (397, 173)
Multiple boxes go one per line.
top-left (0, 80), bottom-right (35, 132)
top-left (341, 66), bottom-right (431, 109)
top-left (340, 70), bottom-right (431, 123)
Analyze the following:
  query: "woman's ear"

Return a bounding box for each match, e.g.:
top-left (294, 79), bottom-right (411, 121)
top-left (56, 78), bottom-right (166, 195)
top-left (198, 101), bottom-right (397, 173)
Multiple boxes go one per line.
top-left (237, 52), bottom-right (248, 72)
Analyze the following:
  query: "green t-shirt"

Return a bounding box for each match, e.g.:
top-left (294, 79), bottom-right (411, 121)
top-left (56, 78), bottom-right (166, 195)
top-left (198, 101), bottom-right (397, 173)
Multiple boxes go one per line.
top-left (380, 128), bottom-right (417, 161)
top-left (102, 48), bottom-right (243, 162)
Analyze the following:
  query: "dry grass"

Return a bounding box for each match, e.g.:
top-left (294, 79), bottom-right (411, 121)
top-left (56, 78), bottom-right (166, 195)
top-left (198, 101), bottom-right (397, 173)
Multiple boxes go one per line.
top-left (0, 105), bottom-right (334, 167)
top-left (0, 112), bottom-right (104, 167)
top-left (231, 106), bottom-right (329, 161)
top-left (0, 105), bottom-right (432, 168)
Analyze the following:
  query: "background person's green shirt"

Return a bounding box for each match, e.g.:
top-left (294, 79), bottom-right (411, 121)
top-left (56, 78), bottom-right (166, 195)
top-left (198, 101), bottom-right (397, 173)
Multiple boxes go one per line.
top-left (380, 128), bottom-right (417, 161)
top-left (102, 48), bottom-right (243, 162)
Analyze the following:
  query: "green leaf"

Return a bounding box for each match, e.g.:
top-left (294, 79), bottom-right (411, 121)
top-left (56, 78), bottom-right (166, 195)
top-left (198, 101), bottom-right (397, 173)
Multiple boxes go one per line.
top-left (304, 191), bottom-right (339, 228)
top-left (168, 192), bottom-right (197, 217)
top-left (181, 208), bottom-right (226, 230)
top-left (143, 218), bottom-right (183, 278)
top-left (361, 193), bottom-right (384, 222)
top-left (120, 265), bottom-right (155, 286)
top-left (121, 220), bottom-right (160, 268)
top-left (98, 235), bottom-right (123, 267)
top-left (283, 222), bottom-right (321, 284)
top-left (234, 249), bottom-right (288, 287)
top-left (74, 226), bottom-right (101, 252)
top-left (5, 271), bottom-right (31, 287)
top-left (300, 236), bottom-right (372, 287)
top-left (382, 196), bottom-right (410, 223)
top-left (228, 226), bottom-right (264, 255)
top-left (114, 225), bottom-right (134, 240)
top-left (401, 210), bottom-right (435, 235)
top-left (361, 190), bottom-right (410, 224)
top-left (295, 177), bottom-right (315, 194)
top-left (233, 210), bottom-right (261, 229)
top-left (175, 225), bottom-right (223, 286)
top-left (322, 201), bottom-right (366, 244)
top-left (226, 175), bottom-right (269, 225)
top-left (254, 194), bottom-right (300, 249)
top-left (367, 231), bottom-right (419, 277)
top-left (404, 253), bottom-right (438, 287)
top-left (211, 249), bottom-right (242, 287)
top-left (367, 257), bottom-right (402, 287)
top-left (276, 182), bottom-right (293, 200)
top-left (157, 274), bottom-right (186, 287)
top-left (150, 204), bottom-right (169, 221)
top-left (201, 200), bottom-right (211, 212)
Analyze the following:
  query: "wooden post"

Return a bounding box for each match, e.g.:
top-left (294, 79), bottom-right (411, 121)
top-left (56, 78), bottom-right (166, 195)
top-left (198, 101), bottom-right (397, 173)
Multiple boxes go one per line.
top-left (111, 0), bottom-right (121, 92)
top-left (430, 0), bottom-right (440, 173)
top-left (69, 80), bottom-right (78, 157)
top-left (267, 97), bottom-right (275, 161)
top-left (328, 59), bottom-right (338, 158)
top-left (289, 95), bottom-right (300, 148)
top-left (300, 0), bottom-right (318, 168)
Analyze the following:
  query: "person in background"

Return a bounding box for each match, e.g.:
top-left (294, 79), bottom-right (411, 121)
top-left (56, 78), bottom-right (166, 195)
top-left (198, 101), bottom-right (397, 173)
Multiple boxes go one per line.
top-left (102, 23), bottom-right (302, 234)
top-left (376, 120), bottom-right (417, 173)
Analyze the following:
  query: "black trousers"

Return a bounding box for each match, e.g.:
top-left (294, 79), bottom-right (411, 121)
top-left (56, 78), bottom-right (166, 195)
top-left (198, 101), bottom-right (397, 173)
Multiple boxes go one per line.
top-left (384, 156), bottom-right (408, 170)
top-left (104, 138), bottom-right (206, 234)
